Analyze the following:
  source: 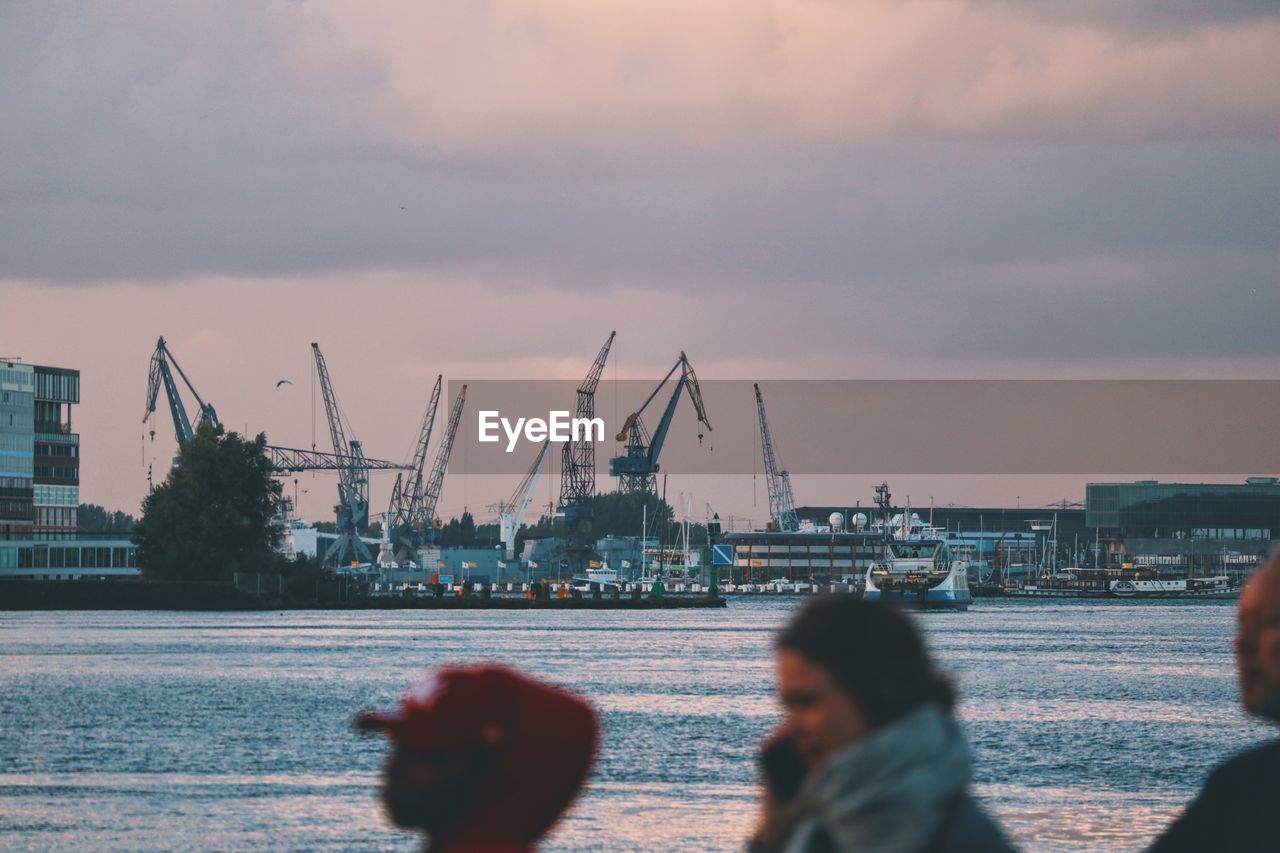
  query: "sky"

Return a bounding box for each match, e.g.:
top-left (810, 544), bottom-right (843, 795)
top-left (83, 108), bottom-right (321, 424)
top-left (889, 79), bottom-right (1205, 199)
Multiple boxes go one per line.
top-left (3, 0), bottom-right (1278, 527)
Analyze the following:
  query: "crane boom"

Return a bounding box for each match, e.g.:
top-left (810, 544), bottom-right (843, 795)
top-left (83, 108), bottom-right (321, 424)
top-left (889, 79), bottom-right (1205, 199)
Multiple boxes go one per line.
top-left (560, 332), bottom-right (614, 506)
top-left (610, 352), bottom-right (711, 494)
top-left (754, 383), bottom-right (798, 532)
top-left (389, 375), bottom-right (443, 530)
top-left (266, 445), bottom-right (405, 473)
top-left (421, 384), bottom-right (467, 530)
top-left (500, 439), bottom-right (551, 561)
top-left (143, 336), bottom-right (220, 444)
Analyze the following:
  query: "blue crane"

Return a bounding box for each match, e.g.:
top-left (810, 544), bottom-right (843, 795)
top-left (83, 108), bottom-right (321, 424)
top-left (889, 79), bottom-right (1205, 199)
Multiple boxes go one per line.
top-left (143, 336), bottom-right (219, 444)
top-left (311, 342), bottom-right (374, 567)
top-left (609, 352), bottom-right (711, 494)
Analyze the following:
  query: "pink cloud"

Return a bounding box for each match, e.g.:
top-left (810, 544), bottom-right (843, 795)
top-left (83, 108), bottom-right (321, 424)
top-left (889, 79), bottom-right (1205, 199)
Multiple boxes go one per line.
top-left (281, 1), bottom-right (1280, 147)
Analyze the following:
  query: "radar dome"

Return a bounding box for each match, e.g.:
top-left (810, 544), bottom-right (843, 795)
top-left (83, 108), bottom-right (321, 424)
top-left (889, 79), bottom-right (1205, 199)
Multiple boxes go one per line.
top-left (853, 513), bottom-right (868, 529)
top-left (828, 512), bottom-right (845, 531)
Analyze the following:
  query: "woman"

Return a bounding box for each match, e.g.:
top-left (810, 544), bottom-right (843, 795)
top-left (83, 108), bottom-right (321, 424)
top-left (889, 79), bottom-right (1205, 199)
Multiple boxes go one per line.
top-left (752, 596), bottom-right (1014, 852)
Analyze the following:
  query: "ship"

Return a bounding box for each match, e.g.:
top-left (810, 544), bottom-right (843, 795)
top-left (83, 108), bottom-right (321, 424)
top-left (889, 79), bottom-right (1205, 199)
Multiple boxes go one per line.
top-left (863, 537), bottom-right (972, 610)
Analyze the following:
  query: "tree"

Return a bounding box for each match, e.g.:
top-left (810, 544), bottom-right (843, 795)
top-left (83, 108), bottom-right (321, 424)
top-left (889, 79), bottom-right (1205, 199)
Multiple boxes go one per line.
top-left (78, 503), bottom-right (136, 533)
top-left (133, 422), bottom-right (282, 582)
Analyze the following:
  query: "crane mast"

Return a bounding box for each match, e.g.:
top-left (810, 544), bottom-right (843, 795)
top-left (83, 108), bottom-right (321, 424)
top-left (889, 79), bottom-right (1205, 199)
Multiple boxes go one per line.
top-left (610, 351), bottom-right (711, 494)
top-left (560, 331), bottom-right (614, 507)
top-left (311, 342), bottom-right (373, 567)
top-left (754, 383), bottom-right (798, 532)
top-left (557, 331), bottom-right (615, 575)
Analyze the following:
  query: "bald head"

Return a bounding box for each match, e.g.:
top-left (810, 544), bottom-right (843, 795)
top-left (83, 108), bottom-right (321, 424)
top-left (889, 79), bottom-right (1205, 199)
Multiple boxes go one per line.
top-left (1236, 555), bottom-right (1280, 722)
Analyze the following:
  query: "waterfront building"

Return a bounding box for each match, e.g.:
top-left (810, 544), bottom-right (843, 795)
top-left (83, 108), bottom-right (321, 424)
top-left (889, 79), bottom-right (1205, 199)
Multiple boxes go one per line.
top-left (721, 530), bottom-right (883, 584)
top-left (1087, 479), bottom-right (1280, 576)
top-left (0, 360), bottom-right (139, 579)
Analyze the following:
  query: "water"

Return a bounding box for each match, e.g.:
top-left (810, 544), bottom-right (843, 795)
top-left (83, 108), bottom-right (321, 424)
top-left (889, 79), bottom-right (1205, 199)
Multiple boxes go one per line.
top-left (0, 598), bottom-right (1269, 851)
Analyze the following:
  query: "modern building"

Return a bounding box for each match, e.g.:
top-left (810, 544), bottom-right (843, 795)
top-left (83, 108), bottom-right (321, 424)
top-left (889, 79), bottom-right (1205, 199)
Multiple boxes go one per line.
top-left (1087, 479), bottom-right (1280, 574)
top-left (0, 359), bottom-right (139, 579)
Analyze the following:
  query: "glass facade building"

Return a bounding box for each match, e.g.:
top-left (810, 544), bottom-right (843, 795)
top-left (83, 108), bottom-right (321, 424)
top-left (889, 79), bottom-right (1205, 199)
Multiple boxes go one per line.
top-left (0, 360), bottom-right (135, 577)
top-left (1086, 481), bottom-right (1280, 541)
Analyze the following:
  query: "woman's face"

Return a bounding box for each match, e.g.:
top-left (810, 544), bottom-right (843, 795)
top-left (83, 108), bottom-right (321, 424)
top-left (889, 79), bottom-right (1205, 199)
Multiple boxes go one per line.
top-left (777, 648), bottom-right (868, 770)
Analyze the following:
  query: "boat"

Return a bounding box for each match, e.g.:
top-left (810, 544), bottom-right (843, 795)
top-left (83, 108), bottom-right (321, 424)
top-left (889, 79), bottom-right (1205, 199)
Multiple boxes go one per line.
top-left (863, 538), bottom-right (972, 610)
top-left (572, 563), bottom-right (622, 590)
top-left (1109, 575), bottom-right (1236, 598)
top-left (1011, 568), bottom-right (1239, 599)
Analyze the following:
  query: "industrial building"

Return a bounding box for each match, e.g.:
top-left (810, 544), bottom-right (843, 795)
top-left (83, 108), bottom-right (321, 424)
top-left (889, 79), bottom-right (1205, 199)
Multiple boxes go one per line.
top-left (0, 360), bottom-right (139, 579)
top-left (785, 479), bottom-right (1280, 581)
top-left (721, 530), bottom-right (882, 584)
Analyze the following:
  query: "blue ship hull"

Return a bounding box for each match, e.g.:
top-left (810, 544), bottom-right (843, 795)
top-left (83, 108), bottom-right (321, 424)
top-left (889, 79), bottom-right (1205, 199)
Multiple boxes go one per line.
top-left (864, 587), bottom-right (971, 611)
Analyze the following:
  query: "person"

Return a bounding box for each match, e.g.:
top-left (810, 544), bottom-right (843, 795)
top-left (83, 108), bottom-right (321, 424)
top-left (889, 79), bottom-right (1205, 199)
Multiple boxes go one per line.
top-left (751, 596), bottom-right (1014, 852)
top-left (1149, 554), bottom-right (1280, 851)
top-left (355, 665), bottom-right (598, 852)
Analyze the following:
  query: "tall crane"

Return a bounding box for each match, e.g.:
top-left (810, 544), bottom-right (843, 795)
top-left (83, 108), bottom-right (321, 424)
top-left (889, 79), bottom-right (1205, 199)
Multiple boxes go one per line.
top-left (610, 352), bottom-right (711, 494)
top-left (558, 331), bottom-right (615, 573)
top-left (497, 439), bottom-right (551, 561)
top-left (560, 331), bottom-right (615, 510)
top-left (417, 384), bottom-right (468, 552)
top-left (385, 375), bottom-right (442, 564)
top-left (312, 342), bottom-right (373, 567)
top-left (143, 336), bottom-right (220, 444)
top-left (144, 335), bottom-right (403, 474)
top-left (754, 383), bottom-right (798, 532)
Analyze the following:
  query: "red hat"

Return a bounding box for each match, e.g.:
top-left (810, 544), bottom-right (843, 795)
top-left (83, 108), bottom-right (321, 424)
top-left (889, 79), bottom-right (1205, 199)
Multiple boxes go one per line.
top-left (356, 666), bottom-right (598, 846)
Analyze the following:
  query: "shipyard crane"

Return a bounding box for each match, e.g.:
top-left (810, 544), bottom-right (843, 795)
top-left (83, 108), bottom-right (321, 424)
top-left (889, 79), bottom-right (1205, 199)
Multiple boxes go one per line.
top-left (558, 332), bottom-right (615, 572)
top-left (417, 383), bottom-right (468, 549)
top-left (497, 439), bottom-right (551, 561)
top-left (385, 375), bottom-right (442, 563)
top-left (143, 336), bottom-right (220, 445)
top-left (385, 382), bottom-right (467, 564)
top-left (311, 342), bottom-right (374, 567)
top-left (144, 336), bottom-right (404, 476)
top-left (754, 383), bottom-right (798, 532)
top-left (610, 352), bottom-right (711, 494)
top-left (560, 331), bottom-right (615, 510)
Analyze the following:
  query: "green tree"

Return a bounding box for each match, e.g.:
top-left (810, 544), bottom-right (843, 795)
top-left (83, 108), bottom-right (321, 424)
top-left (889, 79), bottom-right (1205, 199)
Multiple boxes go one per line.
top-left (133, 422), bottom-right (282, 582)
top-left (78, 503), bottom-right (136, 533)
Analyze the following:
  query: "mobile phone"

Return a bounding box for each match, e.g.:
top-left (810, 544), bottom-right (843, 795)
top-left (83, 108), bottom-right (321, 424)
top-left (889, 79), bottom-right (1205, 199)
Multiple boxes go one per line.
top-left (760, 735), bottom-right (807, 803)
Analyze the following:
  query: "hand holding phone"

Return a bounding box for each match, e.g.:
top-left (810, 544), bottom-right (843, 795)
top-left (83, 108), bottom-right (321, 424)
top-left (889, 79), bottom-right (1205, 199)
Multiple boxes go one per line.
top-left (759, 730), bottom-right (807, 804)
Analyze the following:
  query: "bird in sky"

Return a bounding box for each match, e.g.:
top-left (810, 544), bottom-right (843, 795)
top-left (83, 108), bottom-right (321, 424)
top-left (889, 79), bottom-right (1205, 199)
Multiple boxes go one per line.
top-left (276, 379), bottom-right (293, 387)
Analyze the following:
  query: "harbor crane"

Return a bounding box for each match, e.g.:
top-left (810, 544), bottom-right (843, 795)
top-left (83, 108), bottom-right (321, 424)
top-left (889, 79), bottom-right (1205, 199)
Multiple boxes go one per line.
top-left (609, 352), bottom-right (711, 494)
top-left (143, 336), bottom-right (219, 445)
top-left (311, 342), bottom-right (375, 567)
top-left (754, 383), bottom-right (798, 532)
top-left (387, 382), bottom-right (467, 564)
top-left (496, 439), bottom-right (551, 562)
top-left (558, 331), bottom-right (615, 572)
top-left (385, 375), bottom-right (442, 563)
top-left (143, 336), bottom-right (402, 477)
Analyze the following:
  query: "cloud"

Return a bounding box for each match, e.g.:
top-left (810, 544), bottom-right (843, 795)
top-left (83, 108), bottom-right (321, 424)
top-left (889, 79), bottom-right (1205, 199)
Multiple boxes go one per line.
top-left (287, 0), bottom-right (1280, 148)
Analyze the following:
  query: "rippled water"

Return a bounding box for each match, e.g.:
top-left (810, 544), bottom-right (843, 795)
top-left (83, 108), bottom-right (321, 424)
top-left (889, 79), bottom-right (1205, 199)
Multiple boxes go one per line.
top-left (0, 598), bottom-right (1270, 851)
